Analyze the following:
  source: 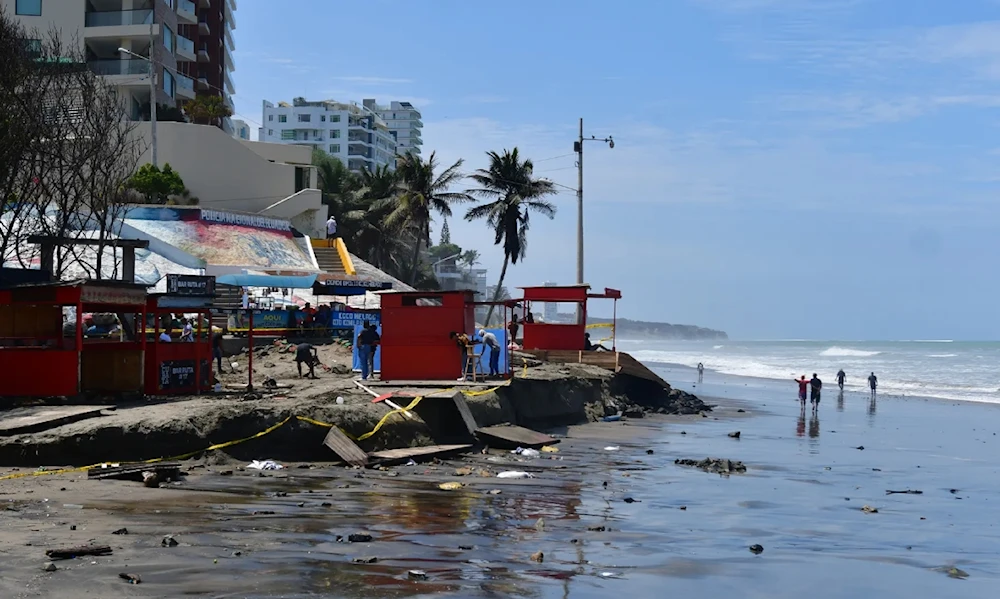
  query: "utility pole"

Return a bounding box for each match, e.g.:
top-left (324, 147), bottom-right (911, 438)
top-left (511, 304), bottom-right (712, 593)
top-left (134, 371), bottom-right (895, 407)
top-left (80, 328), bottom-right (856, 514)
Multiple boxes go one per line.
top-left (572, 119), bottom-right (614, 287)
top-left (149, 13), bottom-right (158, 167)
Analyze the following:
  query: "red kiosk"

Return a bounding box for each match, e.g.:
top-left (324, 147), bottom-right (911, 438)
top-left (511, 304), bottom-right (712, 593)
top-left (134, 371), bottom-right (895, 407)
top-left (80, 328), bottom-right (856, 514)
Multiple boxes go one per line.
top-left (144, 274), bottom-right (216, 395)
top-left (519, 284), bottom-right (621, 351)
top-left (378, 290), bottom-right (475, 381)
top-left (0, 279), bottom-right (149, 397)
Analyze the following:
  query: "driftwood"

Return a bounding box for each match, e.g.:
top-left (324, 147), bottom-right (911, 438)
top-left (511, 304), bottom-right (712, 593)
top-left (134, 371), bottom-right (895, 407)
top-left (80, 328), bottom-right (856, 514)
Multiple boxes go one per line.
top-left (46, 545), bottom-right (112, 559)
top-left (885, 489), bottom-right (923, 495)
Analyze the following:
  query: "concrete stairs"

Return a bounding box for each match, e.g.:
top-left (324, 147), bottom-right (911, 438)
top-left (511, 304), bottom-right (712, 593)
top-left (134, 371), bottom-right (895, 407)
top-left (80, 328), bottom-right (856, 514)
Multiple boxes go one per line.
top-left (312, 245), bottom-right (346, 276)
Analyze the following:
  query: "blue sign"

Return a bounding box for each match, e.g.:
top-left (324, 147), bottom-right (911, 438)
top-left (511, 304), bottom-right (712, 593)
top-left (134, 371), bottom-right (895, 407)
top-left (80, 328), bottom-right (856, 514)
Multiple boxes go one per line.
top-left (329, 311), bottom-right (380, 329)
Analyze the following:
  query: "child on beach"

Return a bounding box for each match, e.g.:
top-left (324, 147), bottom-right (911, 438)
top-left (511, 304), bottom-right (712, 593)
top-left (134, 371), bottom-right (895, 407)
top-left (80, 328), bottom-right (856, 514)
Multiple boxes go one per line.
top-left (795, 376), bottom-right (809, 405)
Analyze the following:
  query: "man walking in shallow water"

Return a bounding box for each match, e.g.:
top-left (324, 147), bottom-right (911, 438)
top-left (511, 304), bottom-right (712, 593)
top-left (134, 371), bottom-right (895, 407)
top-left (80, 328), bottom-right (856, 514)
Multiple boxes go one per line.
top-left (868, 372), bottom-right (878, 397)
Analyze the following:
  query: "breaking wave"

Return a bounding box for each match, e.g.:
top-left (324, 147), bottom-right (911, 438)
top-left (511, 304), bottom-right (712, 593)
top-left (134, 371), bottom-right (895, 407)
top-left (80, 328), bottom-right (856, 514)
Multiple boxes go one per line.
top-left (819, 346), bottom-right (882, 358)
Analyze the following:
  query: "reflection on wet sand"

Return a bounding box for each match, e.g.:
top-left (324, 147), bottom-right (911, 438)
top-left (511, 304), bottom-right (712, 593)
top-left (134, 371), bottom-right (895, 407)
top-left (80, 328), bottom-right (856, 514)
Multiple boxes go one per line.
top-left (837, 390), bottom-right (845, 412)
top-left (797, 407), bottom-right (806, 437)
top-left (809, 413), bottom-right (820, 439)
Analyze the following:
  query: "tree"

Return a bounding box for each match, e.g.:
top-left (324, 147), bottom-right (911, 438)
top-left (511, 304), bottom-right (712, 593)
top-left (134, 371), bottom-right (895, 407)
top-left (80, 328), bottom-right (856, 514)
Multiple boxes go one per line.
top-left (465, 148), bottom-right (556, 323)
top-left (460, 249), bottom-right (480, 268)
top-left (128, 163), bottom-right (185, 204)
top-left (182, 95), bottom-right (232, 127)
top-left (389, 151), bottom-right (473, 285)
top-left (439, 218), bottom-right (451, 245)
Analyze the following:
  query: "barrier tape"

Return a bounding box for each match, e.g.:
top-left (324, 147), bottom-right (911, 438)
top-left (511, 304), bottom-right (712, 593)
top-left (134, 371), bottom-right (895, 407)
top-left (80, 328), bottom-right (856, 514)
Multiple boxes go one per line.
top-left (0, 383), bottom-right (513, 483)
top-left (585, 322), bottom-right (615, 343)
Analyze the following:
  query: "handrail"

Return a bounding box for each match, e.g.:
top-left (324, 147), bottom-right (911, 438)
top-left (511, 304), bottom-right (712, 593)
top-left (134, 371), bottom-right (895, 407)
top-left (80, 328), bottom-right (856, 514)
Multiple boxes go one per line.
top-left (335, 237), bottom-right (356, 275)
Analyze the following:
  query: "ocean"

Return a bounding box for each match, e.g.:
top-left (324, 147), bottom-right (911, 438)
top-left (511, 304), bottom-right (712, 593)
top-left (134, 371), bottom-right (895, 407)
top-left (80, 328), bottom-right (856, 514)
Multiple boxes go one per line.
top-left (619, 339), bottom-right (1000, 404)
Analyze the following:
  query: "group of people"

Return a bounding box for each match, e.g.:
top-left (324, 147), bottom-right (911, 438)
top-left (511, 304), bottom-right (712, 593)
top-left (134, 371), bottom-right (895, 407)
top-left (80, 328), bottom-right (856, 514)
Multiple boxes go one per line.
top-left (450, 329), bottom-right (504, 380)
top-left (795, 369), bottom-right (880, 410)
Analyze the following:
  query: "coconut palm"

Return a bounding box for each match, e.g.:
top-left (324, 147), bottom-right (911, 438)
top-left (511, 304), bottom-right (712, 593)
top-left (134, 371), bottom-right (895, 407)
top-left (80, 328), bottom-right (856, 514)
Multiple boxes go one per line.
top-left (465, 148), bottom-right (556, 323)
top-left (353, 165), bottom-right (403, 271)
top-left (182, 95), bottom-right (233, 127)
top-left (388, 151), bottom-right (473, 285)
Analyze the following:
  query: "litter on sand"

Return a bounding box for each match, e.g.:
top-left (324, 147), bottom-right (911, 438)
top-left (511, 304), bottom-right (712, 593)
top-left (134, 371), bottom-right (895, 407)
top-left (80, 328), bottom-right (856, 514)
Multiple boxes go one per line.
top-left (496, 471), bottom-right (535, 479)
top-left (541, 445), bottom-right (559, 453)
top-left (604, 446), bottom-right (620, 451)
top-left (511, 447), bottom-right (541, 458)
top-left (247, 460), bottom-right (284, 471)
top-left (438, 481), bottom-right (464, 490)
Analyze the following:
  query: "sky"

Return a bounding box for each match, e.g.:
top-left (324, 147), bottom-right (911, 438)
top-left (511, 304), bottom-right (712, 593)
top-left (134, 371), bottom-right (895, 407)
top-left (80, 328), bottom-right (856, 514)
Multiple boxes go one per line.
top-left (232, 0), bottom-right (1000, 340)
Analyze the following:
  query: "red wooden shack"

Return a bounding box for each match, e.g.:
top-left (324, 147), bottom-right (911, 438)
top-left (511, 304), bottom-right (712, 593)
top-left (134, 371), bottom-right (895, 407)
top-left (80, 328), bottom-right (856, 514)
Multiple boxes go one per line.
top-left (144, 274), bottom-right (216, 395)
top-left (378, 290), bottom-right (475, 381)
top-left (519, 285), bottom-right (621, 351)
top-left (0, 280), bottom-right (148, 397)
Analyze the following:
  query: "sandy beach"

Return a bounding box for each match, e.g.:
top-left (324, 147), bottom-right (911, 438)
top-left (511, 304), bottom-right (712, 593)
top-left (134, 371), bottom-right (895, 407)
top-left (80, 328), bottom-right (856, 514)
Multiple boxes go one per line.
top-left (2, 360), bottom-right (998, 598)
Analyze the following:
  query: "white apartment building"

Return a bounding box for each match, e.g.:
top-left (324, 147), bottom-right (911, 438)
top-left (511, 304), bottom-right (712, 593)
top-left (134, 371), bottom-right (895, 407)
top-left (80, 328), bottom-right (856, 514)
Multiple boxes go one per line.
top-left (363, 99), bottom-right (423, 157)
top-left (259, 98), bottom-right (398, 172)
top-left (231, 118), bottom-right (250, 140)
top-left (3, 0), bottom-right (236, 128)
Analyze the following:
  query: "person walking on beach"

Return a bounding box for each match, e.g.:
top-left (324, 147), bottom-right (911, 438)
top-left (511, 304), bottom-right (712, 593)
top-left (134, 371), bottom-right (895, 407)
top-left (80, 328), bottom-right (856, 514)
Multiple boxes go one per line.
top-left (836, 369), bottom-right (846, 390)
top-left (479, 328), bottom-right (501, 377)
top-left (697, 362), bottom-right (705, 382)
top-left (295, 342), bottom-right (319, 379)
top-left (868, 372), bottom-right (878, 397)
top-left (810, 373), bottom-right (822, 409)
top-left (795, 375), bottom-right (809, 406)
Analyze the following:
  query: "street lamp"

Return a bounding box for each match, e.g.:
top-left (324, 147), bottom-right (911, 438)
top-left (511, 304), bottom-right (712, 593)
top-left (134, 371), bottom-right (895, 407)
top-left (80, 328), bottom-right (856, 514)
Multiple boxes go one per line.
top-left (573, 118), bottom-right (613, 286)
top-left (118, 19), bottom-right (158, 167)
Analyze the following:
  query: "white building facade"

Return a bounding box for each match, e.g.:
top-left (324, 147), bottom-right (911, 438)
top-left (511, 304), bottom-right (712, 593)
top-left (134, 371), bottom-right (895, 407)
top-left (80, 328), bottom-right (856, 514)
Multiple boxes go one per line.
top-left (259, 98), bottom-right (398, 172)
top-left (231, 118), bottom-right (250, 140)
top-left (363, 99), bottom-right (423, 157)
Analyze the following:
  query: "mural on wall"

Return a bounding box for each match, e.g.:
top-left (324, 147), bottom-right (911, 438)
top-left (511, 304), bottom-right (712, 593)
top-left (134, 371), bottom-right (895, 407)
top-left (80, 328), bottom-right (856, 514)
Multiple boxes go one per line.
top-left (124, 207), bottom-right (316, 271)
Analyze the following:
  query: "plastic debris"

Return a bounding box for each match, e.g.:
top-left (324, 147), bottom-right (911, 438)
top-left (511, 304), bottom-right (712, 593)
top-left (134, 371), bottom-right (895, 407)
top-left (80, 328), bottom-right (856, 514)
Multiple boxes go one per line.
top-left (247, 460), bottom-right (284, 471)
top-left (512, 447), bottom-right (541, 458)
top-left (602, 415), bottom-right (622, 422)
top-left (496, 471), bottom-right (534, 479)
top-left (408, 569), bottom-right (428, 580)
top-left (438, 481), bottom-right (464, 490)
top-left (603, 446), bottom-right (620, 451)
top-left (119, 573), bottom-right (142, 584)
top-left (541, 446), bottom-right (560, 453)
top-left (336, 397), bottom-right (345, 405)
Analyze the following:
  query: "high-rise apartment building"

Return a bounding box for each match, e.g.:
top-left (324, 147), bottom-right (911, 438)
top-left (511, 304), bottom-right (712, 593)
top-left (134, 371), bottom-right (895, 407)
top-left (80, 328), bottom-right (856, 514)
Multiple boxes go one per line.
top-left (176, 0), bottom-right (237, 133)
top-left (363, 99), bottom-right (423, 157)
top-left (259, 98), bottom-right (398, 172)
top-left (2, 0), bottom-right (235, 129)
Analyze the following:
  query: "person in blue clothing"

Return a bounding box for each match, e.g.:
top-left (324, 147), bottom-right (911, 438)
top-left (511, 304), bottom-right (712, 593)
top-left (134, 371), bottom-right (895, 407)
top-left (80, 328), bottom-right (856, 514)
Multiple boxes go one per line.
top-left (357, 323), bottom-right (380, 380)
top-left (478, 329), bottom-right (501, 377)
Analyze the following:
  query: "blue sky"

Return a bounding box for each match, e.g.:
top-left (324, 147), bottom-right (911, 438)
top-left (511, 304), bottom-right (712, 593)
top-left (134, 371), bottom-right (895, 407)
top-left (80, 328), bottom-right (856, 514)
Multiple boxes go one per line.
top-left (233, 0), bottom-right (1000, 340)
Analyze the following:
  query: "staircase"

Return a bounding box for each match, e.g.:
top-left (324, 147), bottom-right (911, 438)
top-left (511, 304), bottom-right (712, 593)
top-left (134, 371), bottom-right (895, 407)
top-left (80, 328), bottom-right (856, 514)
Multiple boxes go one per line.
top-left (311, 240), bottom-right (347, 276)
top-left (212, 284), bottom-right (243, 331)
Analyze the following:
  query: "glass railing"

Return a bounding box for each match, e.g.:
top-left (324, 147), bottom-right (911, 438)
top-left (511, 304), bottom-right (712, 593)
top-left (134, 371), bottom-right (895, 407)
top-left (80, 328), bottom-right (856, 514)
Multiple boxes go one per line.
top-left (178, 0), bottom-right (196, 14)
top-left (85, 9), bottom-right (153, 27)
top-left (176, 73), bottom-right (195, 91)
top-left (177, 35), bottom-right (194, 54)
top-left (88, 58), bottom-right (149, 76)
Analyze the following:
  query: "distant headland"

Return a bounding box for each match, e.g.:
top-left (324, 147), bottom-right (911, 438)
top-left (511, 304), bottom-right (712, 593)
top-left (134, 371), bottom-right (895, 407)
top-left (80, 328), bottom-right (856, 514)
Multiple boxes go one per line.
top-left (588, 317), bottom-right (728, 340)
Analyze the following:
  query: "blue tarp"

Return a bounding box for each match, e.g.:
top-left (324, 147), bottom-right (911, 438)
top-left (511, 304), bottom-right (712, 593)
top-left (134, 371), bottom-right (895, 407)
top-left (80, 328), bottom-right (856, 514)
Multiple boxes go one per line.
top-left (215, 273), bottom-right (318, 289)
top-left (352, 324), bottom-right (382, 374)
top-left (351, 328), bottom-right (508, 377)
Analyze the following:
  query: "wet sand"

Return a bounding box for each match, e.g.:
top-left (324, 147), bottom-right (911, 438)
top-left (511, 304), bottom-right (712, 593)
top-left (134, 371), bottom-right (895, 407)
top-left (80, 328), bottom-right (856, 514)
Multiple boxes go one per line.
top-left (2, 366), bottom-right (999, 597)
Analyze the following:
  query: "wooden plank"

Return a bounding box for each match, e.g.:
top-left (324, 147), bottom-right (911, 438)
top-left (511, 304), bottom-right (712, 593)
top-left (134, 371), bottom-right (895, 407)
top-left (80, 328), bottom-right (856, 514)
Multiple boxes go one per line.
top-left (323, 427), bottom-right (369, 467)
top-left (616, 353), bottom-right (670, 388)
top-left (368, 443), bottom-right (473, 464)
top-left (0, 405), bottom-right (111, 436)
top-left (476, 425), bottom-right (559, 449)
top-left (451, 393), bottom-right (480, 436)
top-left (88, 462), bottom-right (181, 481)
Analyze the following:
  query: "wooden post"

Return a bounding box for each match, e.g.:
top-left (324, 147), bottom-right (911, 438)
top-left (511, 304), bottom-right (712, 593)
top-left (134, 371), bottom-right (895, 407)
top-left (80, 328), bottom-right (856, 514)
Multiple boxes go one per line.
top-left (612, 297), bottom-right (617, 351)
top-left (121, 247), bottom-right (135, 283)
top-left (247, 309), bottom-right (254, 391)
top-left (74, 298), bottom-right (83, 395)
top-left (194, 310), bottom-right (202, 392)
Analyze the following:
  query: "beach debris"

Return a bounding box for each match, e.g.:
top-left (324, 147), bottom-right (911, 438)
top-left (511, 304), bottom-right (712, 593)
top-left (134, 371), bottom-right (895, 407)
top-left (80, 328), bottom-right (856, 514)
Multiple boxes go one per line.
top-left (855, 446), bottom-right (865, 450)
top-left (886, 489), bottom-right (923, 495)
top-left (587, 525), bottom-right (607, 532)
top-left (438, 481), bottom-right (464, 491)
top-left (42, 562), bottom-right (57, 572)
top-left (604, 446), bottom-right (620, 451)
top-left (872, 468), bottom-right (881, 472)
top-left (111, 528), bottom-right (128, 535)
top-left (488, 489), bottom-right (502, 495)
top-left (142, 471), bottom-right (160, 488)
top-left (679, 506), bottom-right (687, 510)
top-left (623, 497), bottom-right (640, 504)
top-left (535, 518), bottom-right (545, 531)
top-left (252, 510), bottom-right (275, 515)
top-left (749, 544), bottom-right (764, 555)
top-left (247, 460), bottom-right (284, 471)
top-left (602, 415), bottom-right (622, 422)
top-left (861, 505), bottom-right (879, 514)
top-left (232, 551), bottom-right (243, 557)
top-left (600, 572), bottom-right (618, 578)
top-left (408, 569), bottom-right (428, 580)
top-left (458, 545), bottom-right (474, 550)
top-left (728, 431), bottom-right (741, 439)
top-left (348, 533), bottom-right (373, 543)
top-left (69, 525), bottom-right (76, 531)
top-left (119, 573), bottom-right (141, 584)
top-left (512, 447), bottom-right (541, 458)
top-left (646, 449), bottom-right (654, 454)
top-left (352, 556), bottom-right (378, 564)
top-left (161, 535), bottom-right (179, 547)
top-left (454, 467), bottom-right (474, 476)
top-left (737, 409), bottom-right (746, 413)
top-left (46, 545), bottom-right (112, 560)
top-left (496, 471), bottom-right (534, 479)
top-left (680, 431), bottom-right (687, 435)
top-left (530, 551), bottom-right (544, 563)
top-left (674, 457), bottom-right (747, 475)
top-left (949, 489), bottom-right (959, 494)
top-left (946, 566), bottom-right (970, 579)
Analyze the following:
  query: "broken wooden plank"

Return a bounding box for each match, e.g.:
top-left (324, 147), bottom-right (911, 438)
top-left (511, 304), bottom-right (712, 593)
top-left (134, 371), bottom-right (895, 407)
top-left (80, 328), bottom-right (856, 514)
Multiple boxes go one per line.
top-left (0, 405), bottom-right (111, 436)
top-left (46, 545), bottom-right (113, 560)
top-left (368, 444), bottom-right (473, 465)
top-left (322, 427), bottom-right (369, 467)
top-left (451, 393), bottom-right (480, 437)
top-left (476, 425), bottom-right (559, 449)
top-left (87, 462), bottom-right (181, 481)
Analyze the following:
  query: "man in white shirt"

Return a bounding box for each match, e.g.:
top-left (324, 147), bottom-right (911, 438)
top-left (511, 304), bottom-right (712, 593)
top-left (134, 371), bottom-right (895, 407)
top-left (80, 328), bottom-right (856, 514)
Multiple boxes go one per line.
top-left (326, 215), bottom-right (338, 239)
top-left (180, 319), bottom-right (194, 342)
top-left (159, 329), bottom-right (172, 343)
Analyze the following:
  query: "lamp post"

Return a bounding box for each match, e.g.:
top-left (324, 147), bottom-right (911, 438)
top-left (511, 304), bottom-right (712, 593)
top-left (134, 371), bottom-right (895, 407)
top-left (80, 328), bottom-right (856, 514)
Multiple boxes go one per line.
top-left (118, 16), bottom-right (158, 166)
top-left (573, 118), bottom-right (613, 286)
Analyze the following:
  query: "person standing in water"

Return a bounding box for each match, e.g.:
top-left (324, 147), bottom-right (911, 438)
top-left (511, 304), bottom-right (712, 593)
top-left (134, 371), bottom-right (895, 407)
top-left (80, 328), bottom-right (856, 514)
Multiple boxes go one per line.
top-left (868, 372), bottom-right (878, 397)
top-left (697, 362), bottom-right (705, 381)
top-left (836, 369), bottom-right (846, 390)
top-left (794, 375), bottom-right (809, 406)
top-left (810, 373), bottom-right (822, 410)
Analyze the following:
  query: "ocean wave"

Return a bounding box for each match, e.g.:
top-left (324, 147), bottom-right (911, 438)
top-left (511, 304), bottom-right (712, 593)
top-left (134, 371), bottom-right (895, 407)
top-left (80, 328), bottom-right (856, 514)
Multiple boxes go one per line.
top-left (713, 345), bottom-right (724, 350)
top-left (819, 346), bottom-right (882, 357)
top-left (928, 354), bottom-right (958, 358)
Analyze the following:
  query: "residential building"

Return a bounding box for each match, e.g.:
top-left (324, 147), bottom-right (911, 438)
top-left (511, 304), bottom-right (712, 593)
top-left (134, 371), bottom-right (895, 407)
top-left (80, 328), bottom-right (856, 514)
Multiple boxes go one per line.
top-left (1, 0), bottom-right (202, 120)
top-left (176, 0), bottom-right (237, 133)
top-left (259, 98), bottom-right (398, 172)
top-left (363, 99), bottom-right (423, 157)
top-left (231, 118), bottom-right (249, 140)
top-left (133, 121), bottom-right (326, 237)
top-left (542, 281), bottom-right (558, 323)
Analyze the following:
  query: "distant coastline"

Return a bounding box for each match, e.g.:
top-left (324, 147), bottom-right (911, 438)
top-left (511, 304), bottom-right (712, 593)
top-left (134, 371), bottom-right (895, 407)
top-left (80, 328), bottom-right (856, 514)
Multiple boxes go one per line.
top-left (588, 317), bottom-right (728, 340)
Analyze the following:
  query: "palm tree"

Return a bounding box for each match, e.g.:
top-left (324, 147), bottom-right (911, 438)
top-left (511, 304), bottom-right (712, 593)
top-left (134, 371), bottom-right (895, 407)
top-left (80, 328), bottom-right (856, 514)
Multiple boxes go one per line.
top-left (465, 148), bottom-right (556, 323)
top-left (353, 165), bottom-right (403, 270)
top-left (388, 151), bottom-right (473, 285)
top-left (183, 95), bottom-right (233, 127)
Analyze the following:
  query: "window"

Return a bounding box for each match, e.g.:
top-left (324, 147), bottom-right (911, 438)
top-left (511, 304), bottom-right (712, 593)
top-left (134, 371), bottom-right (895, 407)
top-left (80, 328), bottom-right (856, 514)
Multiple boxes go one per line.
top-left (329, 144), bottom-right (340, 153)
top-left (331, 115), bottom-right (340, 123)
top-left (321, 115), bottom-right (326, 122)
top-left (281, 130), bottom-right (295, 140)
top-left (268, 114), bottom-right (273, 121)
top-left (267, 129), bottom-right (273, 136)
top-left (330, 130), bottom-right (340, 139)
top-left (302, 131), bottom-right (310, 140)
top-left (294, 167), bottom-right (308, 192)
top-left (162, 69), bottom-right (175, 97)
top-left (278, 114), bottom-right (287, 123)
top-left (297, 114), bottom-right (311, 122)
top-left (15, 0), bottom-right (42, 16)
top-left (22, 38), bottom-right (42, 58)
top-left (163, 25), bottom-right (176, 53)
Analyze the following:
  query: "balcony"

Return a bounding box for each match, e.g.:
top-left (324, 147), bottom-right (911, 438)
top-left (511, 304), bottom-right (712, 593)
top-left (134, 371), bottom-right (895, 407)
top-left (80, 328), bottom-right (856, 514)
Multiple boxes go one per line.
top-left (198, 18), bottom-right (210, 35)
top-left (223, 93), bottom-right (234, 110)
top-left (224, 43), bottom-right (235, 72)
top-left (224, 23), bottom-right (235, 51)
top-left (224, 0), bottom-right (236, 29)
top-left (228, 0), bottom-right (237, 14)
top-left (347, 132), bottom-right (371, 144)
top-left (224, 68), bottom-right (235, 94)
top-left (88, 58), bottom-right (149, 76)
top-left (84, 9), bottom-right (159, 40)
top-left (197, 44), bottom-right (210, 62)
top-left (177, 0), bottom-right (197, 24)
top-left (176, 34), bottom-right (195, 61)
top-left (196, 76), bottom-right (210, 90)
top-left (176, 73), bottom-right (196, 99)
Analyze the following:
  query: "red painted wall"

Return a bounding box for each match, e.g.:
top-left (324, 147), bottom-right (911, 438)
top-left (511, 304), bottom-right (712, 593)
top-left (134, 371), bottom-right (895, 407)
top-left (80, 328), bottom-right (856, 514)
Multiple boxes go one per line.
top-left (0, 350), bottom-right (79, 396)
top-left (379, 292), bottom-right (474, 381)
